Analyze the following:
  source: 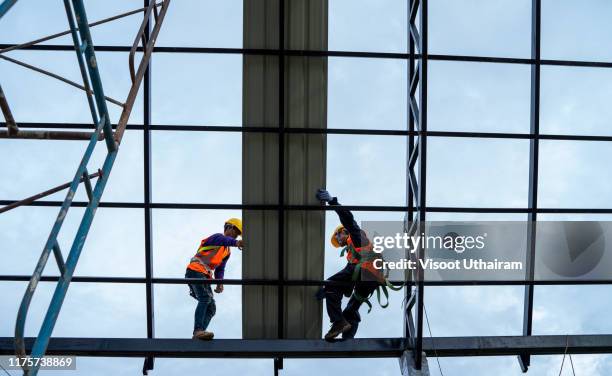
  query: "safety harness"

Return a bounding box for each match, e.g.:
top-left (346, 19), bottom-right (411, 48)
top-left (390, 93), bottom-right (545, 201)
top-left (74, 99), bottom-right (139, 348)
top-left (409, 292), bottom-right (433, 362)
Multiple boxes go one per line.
top-left (340, 242), bottom-right (403, 313)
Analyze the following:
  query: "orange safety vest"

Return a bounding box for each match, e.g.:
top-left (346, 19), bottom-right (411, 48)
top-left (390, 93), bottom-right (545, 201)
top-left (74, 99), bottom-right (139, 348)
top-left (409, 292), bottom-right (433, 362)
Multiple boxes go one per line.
top-left (187, 236), bottom-right (231, 277)
top-left (342, 236), bottom-right (385, 283)
top-left (343, 236), bottom-right (373, 264)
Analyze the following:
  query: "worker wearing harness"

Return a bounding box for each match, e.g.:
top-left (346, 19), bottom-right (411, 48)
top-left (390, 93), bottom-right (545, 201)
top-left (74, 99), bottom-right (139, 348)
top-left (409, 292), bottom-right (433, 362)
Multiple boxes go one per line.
top-left (317, 189), bottom-right (397, 341)
top-left (185, 218), bottom-right (243, 340)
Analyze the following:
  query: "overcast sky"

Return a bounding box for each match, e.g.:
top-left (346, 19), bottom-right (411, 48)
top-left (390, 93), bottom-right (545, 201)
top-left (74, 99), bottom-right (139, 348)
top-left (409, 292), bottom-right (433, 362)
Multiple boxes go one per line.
top-left (2, 0), bottom-right (612, 375)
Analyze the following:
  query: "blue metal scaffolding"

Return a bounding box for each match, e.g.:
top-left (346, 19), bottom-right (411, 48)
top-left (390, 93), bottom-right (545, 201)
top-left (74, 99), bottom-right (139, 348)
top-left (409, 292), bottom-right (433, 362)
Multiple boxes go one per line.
top-left (0, 1), bottom-right (170, 374)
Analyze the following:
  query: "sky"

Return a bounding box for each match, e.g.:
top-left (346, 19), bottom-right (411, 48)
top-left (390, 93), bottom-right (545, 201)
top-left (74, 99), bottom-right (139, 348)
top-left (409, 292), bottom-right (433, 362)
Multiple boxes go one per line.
top-left (2, 0), bottom-right (612, 375)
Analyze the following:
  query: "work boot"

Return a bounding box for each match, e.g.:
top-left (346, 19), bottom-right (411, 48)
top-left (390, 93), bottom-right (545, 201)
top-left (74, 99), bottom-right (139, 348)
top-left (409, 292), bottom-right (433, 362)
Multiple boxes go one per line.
top-left (192, 330), bottom-right (214, 340)
top-left (324, 320), bottom-right (352, 341)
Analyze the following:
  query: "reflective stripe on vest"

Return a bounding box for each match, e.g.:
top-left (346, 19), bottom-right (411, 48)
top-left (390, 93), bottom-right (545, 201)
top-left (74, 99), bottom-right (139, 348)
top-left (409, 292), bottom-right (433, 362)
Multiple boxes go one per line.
top-left (189, 238), bottom-right (230, 276)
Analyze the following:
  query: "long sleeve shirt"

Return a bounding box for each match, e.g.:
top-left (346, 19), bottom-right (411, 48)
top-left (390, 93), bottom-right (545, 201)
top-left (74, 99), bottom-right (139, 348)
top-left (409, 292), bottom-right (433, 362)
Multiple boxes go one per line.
top-left (328, 197), bottom-right (364, 248)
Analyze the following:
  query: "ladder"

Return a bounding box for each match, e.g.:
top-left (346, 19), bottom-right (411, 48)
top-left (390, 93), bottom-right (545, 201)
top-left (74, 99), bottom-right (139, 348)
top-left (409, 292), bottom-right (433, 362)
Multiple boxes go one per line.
top-left (0, 0), bottom-right (17, 19)
top-left (0, 1), bottom-right (170, 375)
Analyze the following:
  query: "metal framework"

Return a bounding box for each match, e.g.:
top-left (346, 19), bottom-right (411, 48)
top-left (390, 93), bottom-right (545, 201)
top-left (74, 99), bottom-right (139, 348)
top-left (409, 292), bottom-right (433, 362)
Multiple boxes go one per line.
top-left (404, 0), bottom-right (427, 369)
top-left (4, 334), bottom-right (612, 358)
top-left (1, 0), bottom-right (612, 375)
top-left (0, 0), bottom-right (169, 375)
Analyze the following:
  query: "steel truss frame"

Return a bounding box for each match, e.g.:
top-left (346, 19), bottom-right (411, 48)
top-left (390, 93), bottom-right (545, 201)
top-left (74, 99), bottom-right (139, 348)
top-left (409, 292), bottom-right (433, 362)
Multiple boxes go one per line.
top-left (2, 0), bottom-right (611, 375)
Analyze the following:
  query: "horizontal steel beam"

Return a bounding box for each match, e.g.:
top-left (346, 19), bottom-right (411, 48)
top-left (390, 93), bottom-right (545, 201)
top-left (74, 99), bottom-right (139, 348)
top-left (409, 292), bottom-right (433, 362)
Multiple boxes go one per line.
top-left (5, 122), bottom-right (612, 142)
top-left (2, 199), bottom-right (612, 214)
top-left (0, 201), bottom-right (411, 211)
top-left (431, 334), bottom-right (612, 357)
top-left (4, 43), bottom-right (612, 68)
top-left (0, 338), bottom-right (406, 358)
top-left (1, 335), bottom-right (611, 358)
top-left (2, 275), bottom-right (612, 286)
top-left (0, 44), bottom-right (409, 59)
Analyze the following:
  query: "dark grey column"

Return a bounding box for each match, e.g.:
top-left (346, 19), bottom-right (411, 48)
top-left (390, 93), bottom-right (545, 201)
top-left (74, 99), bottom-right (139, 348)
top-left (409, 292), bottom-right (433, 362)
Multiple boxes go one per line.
top-left (242, 0), bottom-right (328, 339)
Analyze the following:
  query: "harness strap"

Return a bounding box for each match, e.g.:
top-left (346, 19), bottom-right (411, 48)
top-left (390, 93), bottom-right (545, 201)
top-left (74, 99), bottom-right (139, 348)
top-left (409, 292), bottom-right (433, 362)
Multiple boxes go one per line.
top-left (343, 244), bottom-right (403, 313)
top-left (376, 285), bottom-right (389, 309)
top-left (351, 262), bottom-right (362, 281)
top-left (340, 245), bottom-right (361, 261)
top-left (385, 279), bottom-right (404, 291)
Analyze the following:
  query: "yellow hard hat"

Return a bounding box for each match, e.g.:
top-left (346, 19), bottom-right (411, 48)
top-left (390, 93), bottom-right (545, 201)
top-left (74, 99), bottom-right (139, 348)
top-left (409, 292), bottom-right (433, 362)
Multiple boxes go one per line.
top-left (225, 218), bottom-right (242, 235)
top-left (330, 225), bottom-right (345, 248)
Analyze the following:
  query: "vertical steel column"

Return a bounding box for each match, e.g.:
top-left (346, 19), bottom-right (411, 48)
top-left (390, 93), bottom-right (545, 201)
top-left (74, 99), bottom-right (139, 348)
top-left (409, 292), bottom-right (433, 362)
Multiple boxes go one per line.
top-left (142, 2), bottom-right (155, 375)
top-left (519, 0), bottom-right (541, 372)
top-left (406, 0), bottom-right (427, 370)
top-left (275, 0), bottom-right (286, 373)
top-left (414, 0), bottom-right (427, 367)
top-left (242, 0), bottom-right (326, 342)
top-left (404, 0), bottom-right (416, 340)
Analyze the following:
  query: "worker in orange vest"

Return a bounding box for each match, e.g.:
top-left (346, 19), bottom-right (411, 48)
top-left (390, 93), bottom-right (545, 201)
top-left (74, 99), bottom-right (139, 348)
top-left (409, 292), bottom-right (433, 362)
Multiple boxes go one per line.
top-left (185, 218), bottom-right (243, 340)
top-left (316, 189), bottom-right (383, 341)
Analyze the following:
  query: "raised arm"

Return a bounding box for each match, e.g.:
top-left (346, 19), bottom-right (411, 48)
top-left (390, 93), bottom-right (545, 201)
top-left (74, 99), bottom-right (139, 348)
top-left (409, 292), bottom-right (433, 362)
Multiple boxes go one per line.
top-left (203, 233), bottom-right (239, 247)
top-left (316, 188), bottom-right (363, 247)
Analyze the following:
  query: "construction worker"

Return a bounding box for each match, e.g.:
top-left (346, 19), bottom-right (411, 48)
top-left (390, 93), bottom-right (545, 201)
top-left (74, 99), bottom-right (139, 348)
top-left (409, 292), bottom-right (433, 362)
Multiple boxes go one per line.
top-left (316, 189), bottom-right (384, 341)
top-left (185, 218), bottom-right (243, 340)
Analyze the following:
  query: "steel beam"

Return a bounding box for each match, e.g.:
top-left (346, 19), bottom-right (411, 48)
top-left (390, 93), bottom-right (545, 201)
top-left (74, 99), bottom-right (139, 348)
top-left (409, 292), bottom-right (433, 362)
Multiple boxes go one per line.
top-left (2, 335), bottom-right (612, 358)
top-left (0, 338), bottom-right (407, 358)
top-left (6, 122), bottom-right (612, 142)
top-left (142, 1), bottom-right (155, 374)
top-left (407, 0), bottom-right (428, 369)
top-left (7, 200), bottom-right (612, 214)
top-left (404, 0), bottom-right (416, 341)
top-left (520, 0), bottom-right (541, 371)
top-left (5, 275), bottom-right (612, 286)
top-left (5, 42), bottom-right (612, 68)
top-left (278, 0), bottom-right (285, 345)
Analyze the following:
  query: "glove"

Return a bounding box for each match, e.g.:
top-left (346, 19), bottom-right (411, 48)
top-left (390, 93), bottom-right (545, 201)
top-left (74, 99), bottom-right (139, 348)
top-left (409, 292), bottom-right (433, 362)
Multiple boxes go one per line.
top-left (316, 188), bottom-right (333, 203)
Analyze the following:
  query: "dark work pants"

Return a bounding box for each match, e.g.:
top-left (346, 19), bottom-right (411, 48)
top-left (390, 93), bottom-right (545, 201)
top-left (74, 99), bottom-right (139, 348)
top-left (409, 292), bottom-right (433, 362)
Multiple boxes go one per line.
top-left (186, 268), bottom-right (216, 333)
top-left (325, 263), bottom-right (377, 339)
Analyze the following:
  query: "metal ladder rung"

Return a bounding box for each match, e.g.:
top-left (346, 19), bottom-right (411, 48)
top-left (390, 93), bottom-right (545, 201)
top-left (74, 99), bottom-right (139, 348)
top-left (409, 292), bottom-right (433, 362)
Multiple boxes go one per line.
top-left (0, 115), bottom-right (107, 141)
top-left (0, 170), bottom-right (102, 215)
top-left (0, 129), bottom-right (99, 140)
top-left (52, 242), bottom-right (66, 276)
top-left (9, 2), bottom-right (170, 375)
